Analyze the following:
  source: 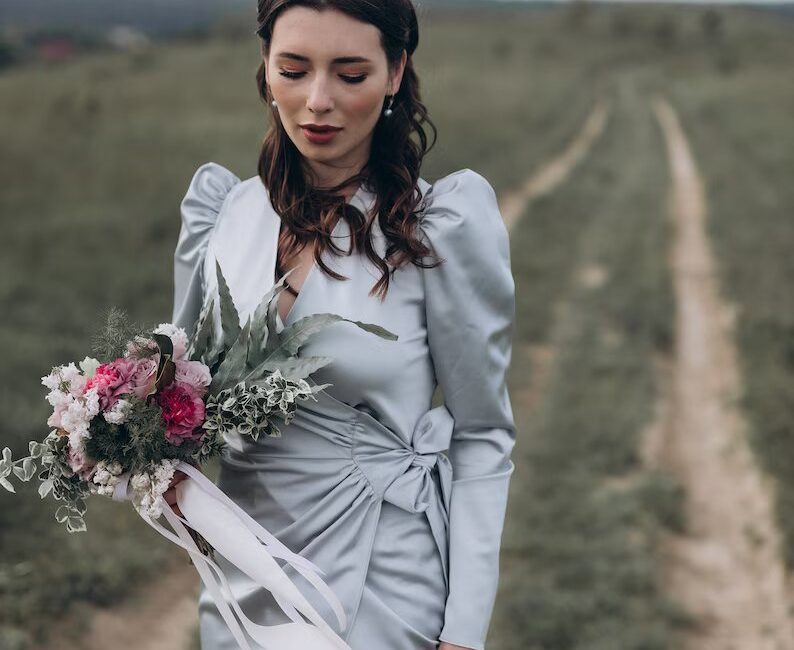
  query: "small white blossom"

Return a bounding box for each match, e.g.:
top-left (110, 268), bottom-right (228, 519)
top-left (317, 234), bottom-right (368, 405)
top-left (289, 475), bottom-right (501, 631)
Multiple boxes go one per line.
top-left (103, 398), bottom-right (130, 425)
top-left (153, 323), bottom-right (189, 361)
top-left (92, 459), bottom-right (125, 497)
top-left (79, 356), bottom-right (101, 378)
top-left (130, 473), bottom-right (151, 490)
top-left (128, 459), bottom-right (180, 519)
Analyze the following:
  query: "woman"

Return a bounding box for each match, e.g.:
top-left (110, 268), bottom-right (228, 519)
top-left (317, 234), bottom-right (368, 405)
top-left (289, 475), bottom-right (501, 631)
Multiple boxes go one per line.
top-left (168, 1), bottom-right (516, 648)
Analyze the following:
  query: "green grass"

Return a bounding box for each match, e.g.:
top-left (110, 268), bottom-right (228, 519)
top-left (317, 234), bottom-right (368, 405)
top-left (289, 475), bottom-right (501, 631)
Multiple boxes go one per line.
top-left (490, 69), bottom-right (683, 650)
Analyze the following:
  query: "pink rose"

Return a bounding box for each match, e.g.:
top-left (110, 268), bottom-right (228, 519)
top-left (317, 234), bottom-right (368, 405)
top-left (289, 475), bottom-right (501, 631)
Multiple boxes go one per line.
top-left (84, 358), bottom-right (138, 410)
top-left (174, 359), bottom-right (211, 397)
top-left (156, 381), bottom-right (205, 446)
top-left (128, 357), bottom-right (159, 400)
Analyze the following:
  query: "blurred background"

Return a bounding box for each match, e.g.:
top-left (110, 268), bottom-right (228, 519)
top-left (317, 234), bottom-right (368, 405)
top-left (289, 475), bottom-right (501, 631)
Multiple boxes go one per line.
top-left (1, 1), bottom-right (792, 648)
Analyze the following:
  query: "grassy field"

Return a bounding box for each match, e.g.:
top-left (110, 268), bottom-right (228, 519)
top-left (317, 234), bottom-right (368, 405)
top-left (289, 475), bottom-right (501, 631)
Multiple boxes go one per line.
top-left (0, 4), bottom-right (791, 649)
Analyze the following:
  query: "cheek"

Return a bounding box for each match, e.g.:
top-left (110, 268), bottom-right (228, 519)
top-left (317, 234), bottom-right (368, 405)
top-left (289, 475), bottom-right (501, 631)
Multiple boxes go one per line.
top-left (345, 89), bottom-right (384, 121)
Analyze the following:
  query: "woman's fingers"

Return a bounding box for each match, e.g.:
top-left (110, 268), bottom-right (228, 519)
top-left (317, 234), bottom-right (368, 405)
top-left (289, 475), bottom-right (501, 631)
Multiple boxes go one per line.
top-left (163, 485), bottom-right (184, 517)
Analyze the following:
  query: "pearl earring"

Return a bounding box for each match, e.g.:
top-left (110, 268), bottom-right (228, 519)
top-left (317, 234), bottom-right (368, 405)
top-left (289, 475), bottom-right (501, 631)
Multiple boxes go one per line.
top-left (383, 94), bottom-right (394, 117)
top-left (271, 99), bottom-right (278, 108)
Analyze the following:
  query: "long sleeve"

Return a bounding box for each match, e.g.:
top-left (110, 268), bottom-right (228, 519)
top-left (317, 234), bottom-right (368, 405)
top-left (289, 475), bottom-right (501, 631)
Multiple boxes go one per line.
top-left (172, 161), bottom-right (241, 333)
top-left (418, 169), bottom-right (517, 650)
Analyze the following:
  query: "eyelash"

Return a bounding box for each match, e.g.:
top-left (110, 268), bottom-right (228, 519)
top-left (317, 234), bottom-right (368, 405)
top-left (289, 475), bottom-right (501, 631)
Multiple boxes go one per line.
top-left (278, 70), bottom-right (367, 84)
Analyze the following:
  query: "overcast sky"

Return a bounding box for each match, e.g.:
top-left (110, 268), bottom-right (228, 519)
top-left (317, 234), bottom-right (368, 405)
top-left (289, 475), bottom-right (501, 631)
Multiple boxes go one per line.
top-left (498, 0), bottom-right (794, 4)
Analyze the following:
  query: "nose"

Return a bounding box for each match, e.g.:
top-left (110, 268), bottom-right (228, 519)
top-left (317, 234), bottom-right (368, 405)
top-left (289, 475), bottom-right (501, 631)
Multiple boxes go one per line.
top-left (306, 75), bottom-right (333, 114)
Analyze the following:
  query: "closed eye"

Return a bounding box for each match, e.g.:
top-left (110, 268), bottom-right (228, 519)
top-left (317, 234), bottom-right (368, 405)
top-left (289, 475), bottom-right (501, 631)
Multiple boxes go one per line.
top-left (278, 70), bottom-right (367, 84)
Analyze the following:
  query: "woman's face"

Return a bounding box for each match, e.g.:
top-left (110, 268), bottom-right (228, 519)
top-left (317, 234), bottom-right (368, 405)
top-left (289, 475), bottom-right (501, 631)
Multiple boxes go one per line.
top-left (264, 6), bottom-right (406, 186)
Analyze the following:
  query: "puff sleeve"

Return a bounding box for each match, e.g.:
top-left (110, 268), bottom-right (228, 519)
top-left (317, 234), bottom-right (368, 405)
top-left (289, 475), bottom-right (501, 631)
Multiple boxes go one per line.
top-left (172, 162), bottom-right (241, 333)
top-left (418, 169), bottom-right (517, 650)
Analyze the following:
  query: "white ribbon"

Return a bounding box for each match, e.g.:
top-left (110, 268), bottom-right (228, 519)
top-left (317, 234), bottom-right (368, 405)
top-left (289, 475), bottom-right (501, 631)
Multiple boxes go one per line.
top-left (113, 460), bottom-right (351, 650)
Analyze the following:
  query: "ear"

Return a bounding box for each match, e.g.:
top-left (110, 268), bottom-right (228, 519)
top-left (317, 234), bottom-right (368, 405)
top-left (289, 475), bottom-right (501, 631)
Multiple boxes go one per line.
top-left (389, 49), bottom-right (408, 95)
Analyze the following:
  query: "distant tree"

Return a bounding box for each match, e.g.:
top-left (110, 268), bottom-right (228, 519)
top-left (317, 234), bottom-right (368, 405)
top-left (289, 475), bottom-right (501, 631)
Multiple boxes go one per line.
top-left (701, 8), bottom-right (724, 41)
top-left (565, 0), bottom-right (591, 33)
top-left (610, 10), bottom-right (636, 39)
top-left (0, 41), bottom-right (20, 70)
top-left (653, 15), bottom-right (678, 49)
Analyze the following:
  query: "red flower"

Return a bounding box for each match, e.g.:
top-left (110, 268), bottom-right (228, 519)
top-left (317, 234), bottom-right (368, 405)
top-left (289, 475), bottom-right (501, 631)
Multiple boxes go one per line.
top-left (155, 381), bottom-right (205, 446)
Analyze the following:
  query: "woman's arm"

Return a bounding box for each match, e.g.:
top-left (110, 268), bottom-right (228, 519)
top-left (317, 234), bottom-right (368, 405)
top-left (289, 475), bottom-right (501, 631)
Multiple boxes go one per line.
top-left (419, 169), bottom-right (517, 650)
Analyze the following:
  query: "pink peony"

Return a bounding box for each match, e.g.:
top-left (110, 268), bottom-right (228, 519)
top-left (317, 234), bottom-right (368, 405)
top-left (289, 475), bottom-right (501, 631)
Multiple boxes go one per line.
top-left (174, 359), bottom-right (211, 396)
top-left (84, 356), bottom-right (160, 410)
top-left (156, 381), bottom-right (205, 446)
top-left (84, 358), bottom-right (138, 410)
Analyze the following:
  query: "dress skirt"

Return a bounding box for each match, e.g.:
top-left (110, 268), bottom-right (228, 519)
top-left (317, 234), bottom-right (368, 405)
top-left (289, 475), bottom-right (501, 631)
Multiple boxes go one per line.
top-left (197, 384), bottom-right (455, 649)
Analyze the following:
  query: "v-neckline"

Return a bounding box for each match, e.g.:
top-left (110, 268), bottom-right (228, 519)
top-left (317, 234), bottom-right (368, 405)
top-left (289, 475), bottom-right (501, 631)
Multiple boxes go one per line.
top-left (274, 182), bottom-right (369, 328)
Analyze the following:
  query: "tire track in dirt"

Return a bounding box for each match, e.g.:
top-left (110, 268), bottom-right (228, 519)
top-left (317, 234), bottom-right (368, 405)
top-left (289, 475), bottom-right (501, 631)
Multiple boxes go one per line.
top-left (498, 96), bottom-right (610, 230)
top-left (645, 95), bottom-right (794, 650)
top-left (502, 97), bottom-right (611, 413)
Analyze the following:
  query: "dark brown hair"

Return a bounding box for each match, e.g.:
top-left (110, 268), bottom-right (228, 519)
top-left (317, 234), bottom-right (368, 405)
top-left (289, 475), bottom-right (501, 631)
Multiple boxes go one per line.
top-left (255, 0), bottom-right (439, 300)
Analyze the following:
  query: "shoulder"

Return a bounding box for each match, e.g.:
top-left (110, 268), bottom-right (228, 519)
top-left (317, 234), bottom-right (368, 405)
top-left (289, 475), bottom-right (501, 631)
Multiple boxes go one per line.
top-left (417, 168), bottom-right (508, 259)
top-left (180, 162), bottom-right (244, 230)
top-left (180, 163), bottom-right (281, 242)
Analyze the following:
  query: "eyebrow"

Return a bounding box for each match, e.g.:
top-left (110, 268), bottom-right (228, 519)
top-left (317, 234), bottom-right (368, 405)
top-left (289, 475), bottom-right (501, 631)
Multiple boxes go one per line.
top-left (275, 51), bottom-right (372, 64)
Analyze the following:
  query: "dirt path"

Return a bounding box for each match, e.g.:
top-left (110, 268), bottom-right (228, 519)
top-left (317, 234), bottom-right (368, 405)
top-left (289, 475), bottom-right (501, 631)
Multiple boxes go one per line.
top-left (504, 98), bottom-right (611, 413)
top-left (32, 553), bottom-right (199, 650)
top-left (498, 97), bottom-right (610, 230)
top-left (646, 95), bottom-right (794, 650)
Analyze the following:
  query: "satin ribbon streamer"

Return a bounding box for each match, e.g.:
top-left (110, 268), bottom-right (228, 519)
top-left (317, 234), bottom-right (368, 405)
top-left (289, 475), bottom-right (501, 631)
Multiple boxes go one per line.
top-left (112, 460), bottom-right (352, 650)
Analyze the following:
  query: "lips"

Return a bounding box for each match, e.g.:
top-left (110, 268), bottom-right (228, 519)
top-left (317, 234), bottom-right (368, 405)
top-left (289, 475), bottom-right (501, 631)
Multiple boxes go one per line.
top-left (300, 124), bottom-right (342, 132)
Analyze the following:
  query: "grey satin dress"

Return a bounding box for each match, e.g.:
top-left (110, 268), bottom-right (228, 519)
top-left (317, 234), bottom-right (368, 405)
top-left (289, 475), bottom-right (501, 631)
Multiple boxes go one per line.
top-left (172, 162), bottom-right (516, 650)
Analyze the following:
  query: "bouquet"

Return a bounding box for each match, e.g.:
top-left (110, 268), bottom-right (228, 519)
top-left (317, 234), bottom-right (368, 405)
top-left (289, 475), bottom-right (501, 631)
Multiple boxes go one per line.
top-left (1, 263), bottom-right (397, 650)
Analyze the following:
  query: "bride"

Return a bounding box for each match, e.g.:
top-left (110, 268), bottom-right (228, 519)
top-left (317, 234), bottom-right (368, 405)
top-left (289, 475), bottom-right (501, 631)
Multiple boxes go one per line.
top-left (165, 1), bottom-right (516, 649)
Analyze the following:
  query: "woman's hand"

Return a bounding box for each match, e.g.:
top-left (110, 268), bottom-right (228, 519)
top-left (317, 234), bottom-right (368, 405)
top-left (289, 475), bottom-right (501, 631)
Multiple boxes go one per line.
top-left (438, 644), bottom-right (476, 650)
top-left (162, 469), bottom-right (190, 518)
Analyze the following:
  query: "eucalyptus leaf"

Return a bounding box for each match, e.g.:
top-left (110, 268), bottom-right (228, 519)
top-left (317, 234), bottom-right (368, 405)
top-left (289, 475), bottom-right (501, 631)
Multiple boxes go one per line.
top-left (2, 447), bottom-right (11, 464)
top-left (55, 505), bottom-right (70, 523)
top-left (29, 441), bottom-right (43, 457)
top-left (74, 497), bottom-right (87, 516)
top-left (263, 279), bottom-right (285, 358)
top-left (38, 479), bottom-right (54, 499)
top-left (247, 356), bottom-right (335, 384)
top-left (215, 260), bottom-right (241, 349)
top-left (22, 458), bottom-right (36, 480)
top-left (190, 295), bottom-right (216, 362)
top-left (0, 477), bottom-right (14, 493)
top-left (66, 516), bottom-right (87, 533)
top-left (209, 314), bottom-right (253, 395)
top-left (0, 460), bottom-right (9, 479)
top-left (248, 273), bottom-right (294, 369)
top-left (276, 313), bottom-right (397, 359)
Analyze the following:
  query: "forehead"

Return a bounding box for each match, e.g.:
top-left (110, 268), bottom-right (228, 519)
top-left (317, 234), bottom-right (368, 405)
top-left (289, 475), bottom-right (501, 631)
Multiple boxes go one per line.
top-left (271, 6), bottom-right (383, 59)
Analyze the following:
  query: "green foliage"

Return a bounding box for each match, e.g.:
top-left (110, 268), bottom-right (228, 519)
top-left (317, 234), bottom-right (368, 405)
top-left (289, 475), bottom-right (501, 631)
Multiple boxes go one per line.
top-left (194, 262), bottom-right (398, 396)
top-left (89, 307), bottom-right (151, 363)
top-left (82, 395), bottom-right (193, 472)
